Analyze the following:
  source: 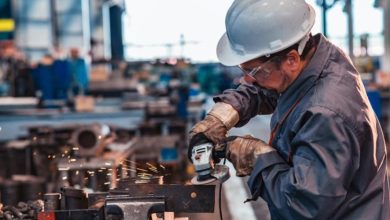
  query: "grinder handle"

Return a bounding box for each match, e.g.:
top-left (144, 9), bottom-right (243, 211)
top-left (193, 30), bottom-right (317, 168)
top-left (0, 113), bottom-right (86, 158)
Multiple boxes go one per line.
top-left (213, 136), bottom-right (241, 161)
top-left (212, 142), bottom-right (227, 161)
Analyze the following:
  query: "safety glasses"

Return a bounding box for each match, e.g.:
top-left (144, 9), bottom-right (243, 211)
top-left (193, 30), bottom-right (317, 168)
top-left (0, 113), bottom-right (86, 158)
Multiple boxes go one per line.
top-left (238, 56), bottom-right (280, 80)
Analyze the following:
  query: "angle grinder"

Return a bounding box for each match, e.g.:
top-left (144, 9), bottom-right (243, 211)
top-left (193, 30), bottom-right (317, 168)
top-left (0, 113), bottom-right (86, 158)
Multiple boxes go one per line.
top-left (189, 134), bottom-right (230, 185)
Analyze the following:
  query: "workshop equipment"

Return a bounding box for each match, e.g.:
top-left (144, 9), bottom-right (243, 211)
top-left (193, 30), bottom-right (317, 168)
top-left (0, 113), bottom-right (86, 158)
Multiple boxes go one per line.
top-left (107, 180), bottom-right (216, 220)
top-left (43, 193), bottom-right (61, 211)
top-left (190, 141), bottom-right (230, 185)
top-left (71, 123), bottom-right (111, 157)
top-left (36, 181), bottom-right (216, 220)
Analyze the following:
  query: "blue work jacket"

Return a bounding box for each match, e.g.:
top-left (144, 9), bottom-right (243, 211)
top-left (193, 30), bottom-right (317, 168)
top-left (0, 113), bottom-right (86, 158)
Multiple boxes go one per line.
top-left (214, 34), bottom-right (390, 220)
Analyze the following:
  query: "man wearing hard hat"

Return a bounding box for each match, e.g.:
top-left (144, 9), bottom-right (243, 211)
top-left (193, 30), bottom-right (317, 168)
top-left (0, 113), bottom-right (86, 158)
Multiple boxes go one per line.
top-left (189, 0), bottom-right (390, 219)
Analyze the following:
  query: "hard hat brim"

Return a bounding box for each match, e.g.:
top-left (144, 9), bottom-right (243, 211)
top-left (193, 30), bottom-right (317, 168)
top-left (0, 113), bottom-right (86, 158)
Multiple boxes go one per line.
top-left (216, 33), bottom-right (260, 66)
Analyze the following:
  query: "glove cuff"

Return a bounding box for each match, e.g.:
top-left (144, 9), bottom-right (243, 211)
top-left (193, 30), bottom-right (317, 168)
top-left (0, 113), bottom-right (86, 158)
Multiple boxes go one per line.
top-left (208, 102), bottom-right (239, 129)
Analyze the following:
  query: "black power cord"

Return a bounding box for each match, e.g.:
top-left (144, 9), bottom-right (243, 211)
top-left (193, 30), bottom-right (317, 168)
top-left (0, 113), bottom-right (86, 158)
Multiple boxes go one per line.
top-left (219, 158), bottom-right (227, 220)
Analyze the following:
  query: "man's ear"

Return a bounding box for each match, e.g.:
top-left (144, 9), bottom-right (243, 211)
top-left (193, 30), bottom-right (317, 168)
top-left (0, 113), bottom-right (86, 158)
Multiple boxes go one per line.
top-left (286, 50), bottom-right (300, 69)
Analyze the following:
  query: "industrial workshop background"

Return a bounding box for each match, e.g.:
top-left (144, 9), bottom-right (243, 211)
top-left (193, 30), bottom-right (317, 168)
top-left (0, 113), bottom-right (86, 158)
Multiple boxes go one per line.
top-left (0, 0), bottom-right (388, 220)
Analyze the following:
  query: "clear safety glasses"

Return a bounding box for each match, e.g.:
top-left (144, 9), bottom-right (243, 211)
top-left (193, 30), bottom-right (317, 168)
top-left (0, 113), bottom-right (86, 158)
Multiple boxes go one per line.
top-left (238, 56), bottom-right (280, 80)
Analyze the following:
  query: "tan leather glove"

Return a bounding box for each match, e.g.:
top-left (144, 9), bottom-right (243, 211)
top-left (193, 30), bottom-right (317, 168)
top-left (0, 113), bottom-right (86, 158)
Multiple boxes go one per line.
top-left (189, 102), bottom-right (239, 145)
top-left (226, 135), bottom-right (275, 177)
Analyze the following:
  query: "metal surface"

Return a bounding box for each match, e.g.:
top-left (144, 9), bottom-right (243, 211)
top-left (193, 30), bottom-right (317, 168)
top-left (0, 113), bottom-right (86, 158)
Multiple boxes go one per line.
top-left (0, 109), bottom-right (143, 141)
top-left (38, 208), bottom-right (104, 220)
top-left (111, 183), bottom-right (216, 213)
top-left (106, 196), bottom-right (165, 220)
top-left (44, 193), bottom-right (61, 211)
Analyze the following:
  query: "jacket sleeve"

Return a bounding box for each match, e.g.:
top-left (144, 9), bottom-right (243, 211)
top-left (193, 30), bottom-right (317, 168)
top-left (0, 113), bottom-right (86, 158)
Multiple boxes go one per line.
top-left (213, 83), bottom-right (278, 127)
top-left (247, 106), bottom-right (359, 220)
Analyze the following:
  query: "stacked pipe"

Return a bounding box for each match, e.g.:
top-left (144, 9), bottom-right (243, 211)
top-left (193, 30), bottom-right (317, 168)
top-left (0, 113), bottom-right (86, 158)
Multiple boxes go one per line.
top-left (0, 200), bottom-right (44, 220)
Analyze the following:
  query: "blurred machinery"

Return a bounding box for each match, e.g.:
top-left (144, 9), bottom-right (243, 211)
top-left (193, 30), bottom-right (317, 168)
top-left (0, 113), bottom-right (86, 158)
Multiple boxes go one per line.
top-left (30, 179), bottom-right (215, 220)
top-left (0, 114), bottom-right (190, 205)
top-left (71, 123), bottom-right (111, 157)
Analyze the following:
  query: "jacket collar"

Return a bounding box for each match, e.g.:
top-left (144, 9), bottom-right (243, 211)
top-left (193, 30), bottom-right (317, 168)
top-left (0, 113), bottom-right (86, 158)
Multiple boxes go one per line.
top-left (271, 34), bottom-right (333, 126)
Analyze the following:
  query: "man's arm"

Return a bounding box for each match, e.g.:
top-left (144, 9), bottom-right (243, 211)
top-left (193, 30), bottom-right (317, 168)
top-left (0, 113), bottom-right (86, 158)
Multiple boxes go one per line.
top-left (247, 106), bottom-right (358, 219)
top-left (213, 83), bottom-right (278, 127)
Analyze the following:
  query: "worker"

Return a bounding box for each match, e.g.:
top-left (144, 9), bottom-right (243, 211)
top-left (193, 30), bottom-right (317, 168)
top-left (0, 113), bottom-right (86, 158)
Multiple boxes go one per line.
top-left (69, 48), bottom-right (89, 96)
top-left (188, 0), bottom-right (390, 219)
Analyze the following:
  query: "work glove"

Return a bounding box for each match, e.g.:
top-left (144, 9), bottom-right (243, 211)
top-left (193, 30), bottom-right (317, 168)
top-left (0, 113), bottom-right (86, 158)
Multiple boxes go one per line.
top-left (189, 102), bottom-right (239, 144)
top-left (225, 135), bottom-right (275, 177)
top-left (188, 102), bottom-right (239, 162)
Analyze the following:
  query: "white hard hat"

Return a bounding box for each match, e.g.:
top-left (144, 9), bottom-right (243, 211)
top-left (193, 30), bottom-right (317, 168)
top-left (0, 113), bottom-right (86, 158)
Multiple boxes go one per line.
top-left (217, 0), bottom-right (316, 66)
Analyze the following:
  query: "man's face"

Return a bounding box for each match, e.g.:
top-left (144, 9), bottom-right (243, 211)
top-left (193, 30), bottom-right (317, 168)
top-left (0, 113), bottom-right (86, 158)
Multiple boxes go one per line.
top-left (239, 55), bottom-right (297, 93)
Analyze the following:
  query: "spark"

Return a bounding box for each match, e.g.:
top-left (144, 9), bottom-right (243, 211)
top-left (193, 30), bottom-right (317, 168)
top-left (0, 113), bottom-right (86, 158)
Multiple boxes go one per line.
top-left (138, 176), bottom-right (152, 180)
top-left (76, 171), bottom-right (79, 175)
top-left (148, 168), bottom-right (159, 173)
top-left (121, 159), bottom-right (139, 165)
top-left (146, 163), bottom-right (157, 170)
top-left (121, 167), bottom-right (137, 172)
top-left (104, 182), bottom-right (110, 185)
top-left (159, 165), bottom-right (166, 170)
top-left (105, 162), bottom-right (112, 166)
top-left (58, 167), bottom-right (70, 171)
top-left (136, 168), bottom-right (148, 172)
top-left (52, 155), bottom-right (56, 159)
top-left (135, 180), bottom-right (149, 184)
top-left (70, 159), bottom-right (76, 162)
top-left (62, 176), bottom-right (67, 180)
top-left (72, 147), bottom-right (79, 151)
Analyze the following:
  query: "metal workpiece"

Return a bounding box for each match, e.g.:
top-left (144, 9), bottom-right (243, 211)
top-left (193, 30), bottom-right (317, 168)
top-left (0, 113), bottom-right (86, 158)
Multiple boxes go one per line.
top-left (43, 193), bottom-right (61, 211)
top-left (111, 182), bottom-right (216, 213)
top-left (105, 196), bottom-right (165, 220)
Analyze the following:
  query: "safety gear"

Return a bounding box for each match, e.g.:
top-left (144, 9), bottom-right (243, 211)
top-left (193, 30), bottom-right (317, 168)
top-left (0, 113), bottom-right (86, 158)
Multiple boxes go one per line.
top-left (217, 0), bottom-right (316, 66)
top-left (189, 102), bottom-right (239, 144)
top-left (225, 135), bottom-right (274, 177)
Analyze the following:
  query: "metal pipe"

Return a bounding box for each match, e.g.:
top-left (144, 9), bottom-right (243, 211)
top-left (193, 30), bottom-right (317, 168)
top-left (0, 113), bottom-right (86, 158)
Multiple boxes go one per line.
top-left (322, 0), bottom-right (328, 37)
top-left (345, 0), bottom-right (355, 59)
top-left (384, 0), bottom-right (390, 71)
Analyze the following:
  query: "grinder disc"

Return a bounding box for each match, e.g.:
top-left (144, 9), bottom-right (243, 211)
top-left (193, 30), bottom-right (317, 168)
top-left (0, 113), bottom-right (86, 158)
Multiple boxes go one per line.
top-left (191, 175), bottom-right (217, 185)
top-left (191, 165), bottom-right (230, 185)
